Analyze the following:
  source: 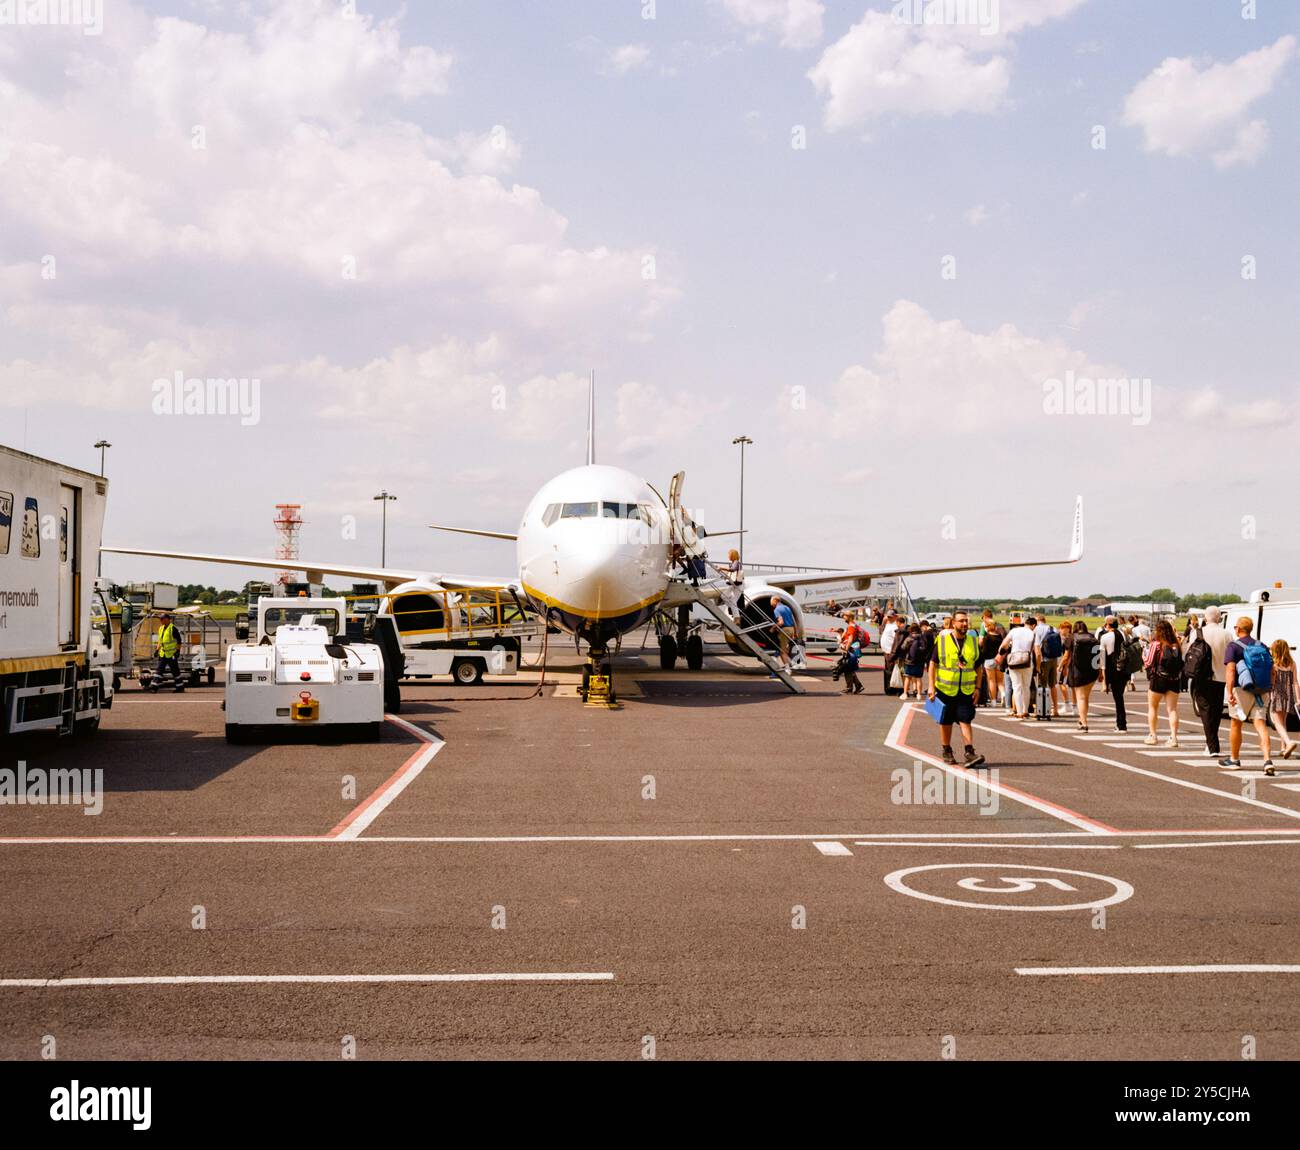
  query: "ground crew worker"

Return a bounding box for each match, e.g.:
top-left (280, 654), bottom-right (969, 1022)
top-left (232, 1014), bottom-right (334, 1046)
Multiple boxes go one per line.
top-left (927, 610), bottom-right (987, 768)
top-left (155, 612), bottom-right (181, 682)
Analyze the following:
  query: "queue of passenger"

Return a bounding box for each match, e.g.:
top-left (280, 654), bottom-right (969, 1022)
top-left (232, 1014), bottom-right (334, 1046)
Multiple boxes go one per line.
top-left (825, 603), bottom-right (1296, 775)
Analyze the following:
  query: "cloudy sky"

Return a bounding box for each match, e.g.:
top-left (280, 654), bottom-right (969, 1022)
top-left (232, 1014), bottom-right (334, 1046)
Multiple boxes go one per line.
top-left (2, 0), bottom-right (1296, 600)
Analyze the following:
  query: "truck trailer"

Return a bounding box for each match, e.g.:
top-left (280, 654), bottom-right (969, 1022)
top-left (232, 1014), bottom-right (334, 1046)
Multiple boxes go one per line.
top-left (0, 445), bottom-right (118, 737)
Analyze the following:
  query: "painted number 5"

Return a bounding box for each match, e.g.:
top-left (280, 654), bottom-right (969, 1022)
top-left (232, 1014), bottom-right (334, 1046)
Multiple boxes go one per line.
top-left (956, 876), bottom-right (1078, 894)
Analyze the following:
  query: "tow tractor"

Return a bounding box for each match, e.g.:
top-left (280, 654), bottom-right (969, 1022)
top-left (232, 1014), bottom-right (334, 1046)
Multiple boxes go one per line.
top-left (223, 597), bottom-right (387, 743)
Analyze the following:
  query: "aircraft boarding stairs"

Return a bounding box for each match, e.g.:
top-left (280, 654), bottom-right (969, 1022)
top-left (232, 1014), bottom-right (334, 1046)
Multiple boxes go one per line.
top-left (672, 573), bottom-right (805, 695)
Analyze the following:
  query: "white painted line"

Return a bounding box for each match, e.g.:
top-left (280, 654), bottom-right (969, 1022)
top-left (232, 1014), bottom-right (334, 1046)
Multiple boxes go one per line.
top-left (1273, 783), bottom-right (1300, 792)
top-left (1138, 750), bottom-right (1205, 757)
top-left (1177, 759), bottom-right (1222, 768)
top-left (852, 841), bottom-right (1121, 850)
top-left (0, 972), bottom-right (616, 988)
top-left (885, 704), bottom-right (1114, 835)
top-left (1134, 838), bottom-right (1300, 850)
top-left (973, 719), bottom-right (1300, 822)
top-left (813, 840), bottom-right (853, 856)
top-left (1016, 965), bottom-right (1300, 976)
top-left (332, 717), bottom-right (444, 841)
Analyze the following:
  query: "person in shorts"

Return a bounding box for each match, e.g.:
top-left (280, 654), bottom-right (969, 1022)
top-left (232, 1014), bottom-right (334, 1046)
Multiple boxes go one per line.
top-left (1221, 616), bottom-right (1273, 769)
top-left (927, 610), bottom-right (986, 768)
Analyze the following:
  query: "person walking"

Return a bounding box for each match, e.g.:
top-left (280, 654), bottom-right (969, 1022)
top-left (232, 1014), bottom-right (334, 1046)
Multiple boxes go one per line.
top-left (1036, 617), bottom-right (1064, 718)
top-left (837, 612), bottom-right (865, 695)
top-left (1265, 638), bottom-right (1299, 770)
top-left (999, 616), bottom-right (1035, 719)
top-left (1057, 621), bottom-right (1076, 715)
top-left (1067, 620), bottom-right (1100, 731)
top-left (1097, 616), bottom-right (1131, 731)
top-left (1221, 617), bottom-right (1273, 770)
top-left (927, 610), bottom-right (986, 768)
top-left (155, 612), bottom-right (182, 683)
top-left (1142, 618), bottom-right (1183, 747)
top-left (902, 622), bottom-right (927, 699)
top-left (977, 620), bottom-right (1002, 707)
top-left (1189, 606), bottom-right (1230, 757)
top-left (769, 596), bottom-right (795, 672)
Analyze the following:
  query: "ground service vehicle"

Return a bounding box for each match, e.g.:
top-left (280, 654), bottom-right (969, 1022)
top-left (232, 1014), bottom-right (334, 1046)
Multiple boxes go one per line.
top-left (223, 597), bottom-right (385, 743)
top-left (0, 445), bottom-right (118, 737)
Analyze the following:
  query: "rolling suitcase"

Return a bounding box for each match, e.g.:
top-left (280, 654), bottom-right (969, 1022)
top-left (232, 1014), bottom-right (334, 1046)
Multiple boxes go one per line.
top-left (1035, 680), bottom-right (1051, 720)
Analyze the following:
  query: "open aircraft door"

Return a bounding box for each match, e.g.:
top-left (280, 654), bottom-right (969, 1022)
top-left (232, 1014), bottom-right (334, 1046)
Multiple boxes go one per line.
top-left (667, 471), bottom-right (704, 557)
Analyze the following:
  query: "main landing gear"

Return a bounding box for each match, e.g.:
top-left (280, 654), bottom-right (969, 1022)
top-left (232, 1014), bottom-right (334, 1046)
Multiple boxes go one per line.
top-left (581, 643), bottom-right (619, 708)
top-left (657, 604), bottom-right (704, 671)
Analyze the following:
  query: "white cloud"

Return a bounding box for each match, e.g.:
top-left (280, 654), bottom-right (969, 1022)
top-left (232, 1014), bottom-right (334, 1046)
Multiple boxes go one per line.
top-left (607, 43), bottom-right (651, 74)
top-left (808, 2), bottom-right (1086, 130)
top-left (720, 0), bottom-right (825, 51)
top-left (614, 380), bottom-right (729, 457)
top-left (964, 203), bottom-right (989, 226)
top-left (0, 0), bottom-right (675, 421)
top-left (1122, 36), bottom-right (1296, 169)
top-left (1183, 386), bottom-right (1292, 429)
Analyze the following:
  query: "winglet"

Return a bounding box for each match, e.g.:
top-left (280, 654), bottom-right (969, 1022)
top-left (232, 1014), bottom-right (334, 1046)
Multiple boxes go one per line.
top-left (1068, 495), bottom-right (1084, 562)
top-left (586, 369), bottom-right (596, 466)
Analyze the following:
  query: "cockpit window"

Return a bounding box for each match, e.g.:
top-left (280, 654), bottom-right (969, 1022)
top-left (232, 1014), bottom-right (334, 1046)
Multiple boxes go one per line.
top-left (555, 501), bottom-right (653, 522)
top-left (542, 504), bottom-right (560, 527)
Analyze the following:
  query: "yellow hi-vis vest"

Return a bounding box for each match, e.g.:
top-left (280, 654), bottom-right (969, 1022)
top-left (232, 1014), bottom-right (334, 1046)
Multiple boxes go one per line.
top-left (157, 623), bottom-right (180, 657)
top-left (934, 631), bottom-right (979, 696)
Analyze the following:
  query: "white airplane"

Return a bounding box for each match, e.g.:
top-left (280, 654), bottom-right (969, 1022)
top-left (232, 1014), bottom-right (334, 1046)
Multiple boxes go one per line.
top-left (105, 378), bottom-right (1084, 701)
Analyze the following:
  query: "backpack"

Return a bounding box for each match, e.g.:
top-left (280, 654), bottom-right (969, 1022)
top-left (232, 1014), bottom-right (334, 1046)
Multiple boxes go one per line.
top-left (1237, 640), bottom-right (1273, 692)
top-left (1041, 630), bottom-right (1063, 659)
top-left (1182, 633), bottom-right (1213, 684)
top-left (1158, 642), bottom-right (1184, 679)
top-left (1118, 633), bottom-right (1144, 676)
top-left (906, 635), bottom-right (925, 663)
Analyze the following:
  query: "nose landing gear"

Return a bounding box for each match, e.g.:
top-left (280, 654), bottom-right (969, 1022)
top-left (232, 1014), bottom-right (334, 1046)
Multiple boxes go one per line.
top-left (581, 644), bottom-right (619, 708)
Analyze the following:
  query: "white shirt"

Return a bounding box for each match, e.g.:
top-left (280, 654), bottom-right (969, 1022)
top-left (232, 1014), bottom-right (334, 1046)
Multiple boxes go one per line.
top-left (1133, 623), bottom-right (1151, 642)
top-left (1198, 623), bottom-right (1231, 683)
top-left (1033, 622), bottom-right (1051, 648)
top-left (880, 622), bottom-right (897, 653)
top-left (1006, 626), bottom-right (1035, 658)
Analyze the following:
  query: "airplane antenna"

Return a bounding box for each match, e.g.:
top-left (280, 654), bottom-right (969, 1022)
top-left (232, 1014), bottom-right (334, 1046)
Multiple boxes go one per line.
top-left (586, 369), bottom-right (596, 466)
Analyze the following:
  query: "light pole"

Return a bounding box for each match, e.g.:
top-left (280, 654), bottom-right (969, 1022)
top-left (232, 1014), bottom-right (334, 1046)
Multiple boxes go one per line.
top-left (731, 435), bottom-right (752, 566)
top-left (94, 441), bottom-right (111, 574)
top-left (373, 491), bottom-right (396, 566)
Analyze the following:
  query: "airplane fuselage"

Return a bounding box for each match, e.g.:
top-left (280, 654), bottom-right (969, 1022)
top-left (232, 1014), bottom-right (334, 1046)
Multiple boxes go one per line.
top-left (516, 464), bottom-right (673, 648)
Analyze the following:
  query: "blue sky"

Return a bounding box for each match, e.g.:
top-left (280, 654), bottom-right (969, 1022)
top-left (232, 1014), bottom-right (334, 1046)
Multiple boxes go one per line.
top-left (1, 0), bottom-right (1296, 598)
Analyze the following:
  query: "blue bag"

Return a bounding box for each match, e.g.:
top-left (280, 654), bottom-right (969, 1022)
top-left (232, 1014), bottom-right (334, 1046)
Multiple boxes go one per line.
top-left (1237, 640), bottom-right (1273, 692)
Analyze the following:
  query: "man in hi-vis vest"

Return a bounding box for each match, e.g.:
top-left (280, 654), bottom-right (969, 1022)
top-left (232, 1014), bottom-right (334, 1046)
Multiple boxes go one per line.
top-left (927, 610), bottom-right (987, 768)
top-left (155, 612), bottom-right (182, 682)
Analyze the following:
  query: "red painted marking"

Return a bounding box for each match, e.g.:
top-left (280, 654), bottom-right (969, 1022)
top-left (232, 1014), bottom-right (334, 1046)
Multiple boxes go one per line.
top-left (897, 705), bottom-right (1121, 834)
top-left (326, 724), bottom-right (431, 839)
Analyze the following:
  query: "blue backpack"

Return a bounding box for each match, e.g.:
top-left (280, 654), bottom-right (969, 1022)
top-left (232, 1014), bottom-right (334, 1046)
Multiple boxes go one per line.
top-left (1041, 630), bottom-right (1063, 659)
top-left (1237, 640), bottom-right (1273, 693)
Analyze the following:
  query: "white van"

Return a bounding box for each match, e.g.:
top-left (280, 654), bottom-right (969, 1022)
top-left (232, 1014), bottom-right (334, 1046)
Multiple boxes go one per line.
top-left (1217, 587), bottom-right (1300, 655)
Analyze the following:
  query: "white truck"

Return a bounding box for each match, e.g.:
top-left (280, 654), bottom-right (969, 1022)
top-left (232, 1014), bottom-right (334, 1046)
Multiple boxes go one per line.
top-left (223, 597), bottom-right (385, 743)
top-left (1219, 587), bottom-right (1300, 655)
top-left (1, 445), bottom-right (118, 738)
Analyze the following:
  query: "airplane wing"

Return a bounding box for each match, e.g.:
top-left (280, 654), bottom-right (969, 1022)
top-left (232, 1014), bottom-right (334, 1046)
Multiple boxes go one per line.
top-left (428, 525), bottom-right (518, 542)
top-left (762, 496), bottom-right (1084, 593)
top-left (100, 546), bottom-right (516, 592)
